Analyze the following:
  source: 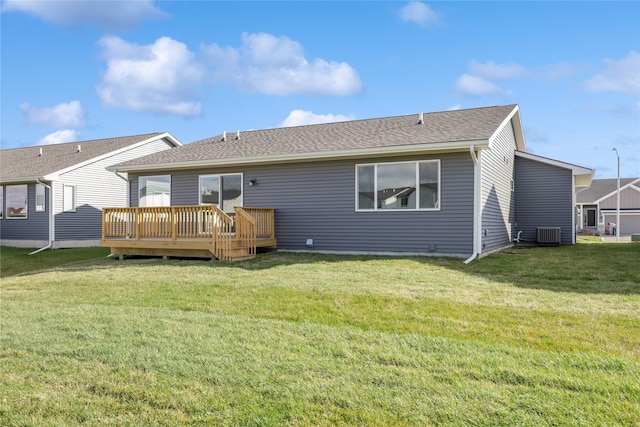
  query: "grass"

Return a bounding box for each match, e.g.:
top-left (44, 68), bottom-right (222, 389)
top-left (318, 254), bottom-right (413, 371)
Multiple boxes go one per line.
top-left (1, 244), bottom-right (639, 426)
top-left (0, 246), bottom-right (111, 277)
top-left (576, 233), bottom-right (602, 243)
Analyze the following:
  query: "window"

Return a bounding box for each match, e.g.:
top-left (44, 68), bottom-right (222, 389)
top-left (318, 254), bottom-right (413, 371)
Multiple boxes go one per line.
top-left (36, 184), bottom-right (46, 212)
top-left (199, 174), bottom-right (242, 213)
top-left (356, 160), bottom-right (440, 211)
top-left (63, 185), bottom-right (76, 212)
top-left (6, 184), bottom-right (28, 219)
top-left (139, 176), bottom-right (170, 207)
top-left (0, 186), bottom-right (4, 219)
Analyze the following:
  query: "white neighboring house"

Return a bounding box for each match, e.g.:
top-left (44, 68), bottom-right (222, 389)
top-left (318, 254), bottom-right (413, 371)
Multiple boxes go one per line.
top-left (0, 133), bottom-right (182, 249)
top-left (576, 177), bottom-right (640, 235)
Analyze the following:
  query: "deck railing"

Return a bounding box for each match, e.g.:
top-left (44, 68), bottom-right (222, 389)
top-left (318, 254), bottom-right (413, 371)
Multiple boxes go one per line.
top-left (102, 206), bottom-right (217, 241)
top-left (102, 205), bottom-right (275, 261)
top-left (241, 207), bottom-right (275, 240)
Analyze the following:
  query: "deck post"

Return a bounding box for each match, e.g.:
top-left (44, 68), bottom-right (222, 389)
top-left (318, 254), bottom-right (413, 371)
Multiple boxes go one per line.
top-left (136, 209), bottom-right (141, 240)
top-left (172, 206), bottom-right (178, 241)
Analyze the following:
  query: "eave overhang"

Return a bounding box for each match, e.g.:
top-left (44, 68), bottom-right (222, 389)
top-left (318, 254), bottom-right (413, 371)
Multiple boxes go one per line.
top-left (0, 176), bottom-right (53, 184)
top-left (107, 139), bottom-right (491, 173)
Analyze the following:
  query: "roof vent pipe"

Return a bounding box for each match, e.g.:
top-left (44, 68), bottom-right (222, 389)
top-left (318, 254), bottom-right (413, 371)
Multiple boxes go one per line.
top-left (77, 144), bottom-right (81, 153)
top-left (39, 147), bottom-right (43, 156)
top-left (419, 112), bottom-right (424, 124)
top-left (222, 131), bottom-right (226, 141)
top-left (236, 130), bottom-right (240, 140)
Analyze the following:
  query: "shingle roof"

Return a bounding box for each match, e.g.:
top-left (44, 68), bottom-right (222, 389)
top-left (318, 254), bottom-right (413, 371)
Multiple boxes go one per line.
top-left (576, 178), bottom-right (640, 203)
top-left (0, 133), bottom-right (165, 181)
top-left (111, 105), bottom-right (518, 170)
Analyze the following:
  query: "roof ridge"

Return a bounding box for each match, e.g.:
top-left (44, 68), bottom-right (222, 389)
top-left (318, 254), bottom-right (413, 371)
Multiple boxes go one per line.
top-left (1, 132), bottom-right (164, 152)
top-left (195, 105), bottom-right (517, 144)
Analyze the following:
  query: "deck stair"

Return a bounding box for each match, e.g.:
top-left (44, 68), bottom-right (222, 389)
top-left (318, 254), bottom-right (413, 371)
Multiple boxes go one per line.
top-left (101, 205), bottom-right (276, 261)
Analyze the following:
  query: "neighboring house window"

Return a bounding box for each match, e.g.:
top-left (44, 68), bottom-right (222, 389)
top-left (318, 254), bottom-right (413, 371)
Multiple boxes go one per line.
top-left (63, 185), bottom-right (76, 212)
top-left (199, 174), bottom-right (242, 213)
top-left (139, 176), bottom-right (171, 207)
top-left (356, 160), bottom-right (440, 211)
top-left (36, 184), bottom-right (46, 212)
top-left (6, 184), bottom-right (28, 219)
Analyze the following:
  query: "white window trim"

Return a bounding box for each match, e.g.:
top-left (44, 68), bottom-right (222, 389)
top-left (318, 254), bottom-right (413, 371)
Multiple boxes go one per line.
top-left (198, 173), bottom-right (244, 209)
top-left (6, 184), bottom-right (28, 220)
top-left (0, 185), bottom-right (4, 220)
top-left (355, 159), bottom-right (441, 212)
top-left (63, 184), bottom-right (77, 212)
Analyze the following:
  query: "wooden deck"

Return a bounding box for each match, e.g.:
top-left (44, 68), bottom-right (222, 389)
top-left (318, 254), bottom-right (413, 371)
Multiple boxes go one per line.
top-left (101, 206), bottom-right (276, 261)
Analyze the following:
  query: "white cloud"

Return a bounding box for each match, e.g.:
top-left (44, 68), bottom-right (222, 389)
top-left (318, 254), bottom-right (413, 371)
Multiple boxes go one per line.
top-left (97, 35), bottom-right (205, 116)
top-left (19, 100), bottom-right (86, 128)
top-left (585, 51), bottom-right (640, 95)
top-left (280, 110), bottom-right (355, 127)
top-left (399, 2), bottom-right (439, 27)
top-left (202, 32), bottom-right (362, 96)
top-left (1, 0), bottom-right (166, 30)
top-left (455, 60), bottom-right (527, 97)
top-left (455, 74), bottom-right (510, 97)
top-left (468, 60), bottom-right (528, 80)
top-left (96, 32), bottom-right (361, 116)
top-left (37, 129), bottom-right (79, 146)
top-left (540, 62), bottom-right (580, 81)
top-left (447, 104), bottom-right (462, 111)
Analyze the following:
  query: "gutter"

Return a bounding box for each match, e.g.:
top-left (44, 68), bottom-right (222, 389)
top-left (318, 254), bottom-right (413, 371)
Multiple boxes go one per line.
top-left (30, 178), bottom-right (54, 255)
top-left (464, 145), bottom-right (482, 264)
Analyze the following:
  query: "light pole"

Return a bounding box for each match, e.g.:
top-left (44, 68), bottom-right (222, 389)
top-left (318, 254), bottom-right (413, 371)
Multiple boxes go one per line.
top-left (612, 148), bottom-right (620, 242)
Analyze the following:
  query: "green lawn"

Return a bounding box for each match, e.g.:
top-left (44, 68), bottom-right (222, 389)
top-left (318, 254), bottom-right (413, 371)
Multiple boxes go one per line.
top-left (1, 244), bottom-right (639, 426)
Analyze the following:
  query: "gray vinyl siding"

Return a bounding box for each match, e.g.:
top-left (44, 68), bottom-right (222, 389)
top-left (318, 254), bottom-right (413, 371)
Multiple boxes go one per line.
top-left (0, 183), bottom-right (49, 241)
top-left (129, 152), bottom-right (475, 256)
top-left (55, 137), bottom-right (175, 241)
top-left (480, 123), bottom-right (517, 253)
top-left (515, 156), bottom-right (574, 244)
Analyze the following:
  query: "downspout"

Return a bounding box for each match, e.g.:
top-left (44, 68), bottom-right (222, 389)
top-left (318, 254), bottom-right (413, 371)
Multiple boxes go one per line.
top-left (464, 145), bottom-right (482, 264)
top-left (29, 178), bottom-right (54, 255)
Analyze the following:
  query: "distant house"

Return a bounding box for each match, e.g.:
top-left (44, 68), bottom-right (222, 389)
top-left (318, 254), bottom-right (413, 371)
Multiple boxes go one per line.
top-left (0, 133), bottom-right (181, 249)
top-left (103, 105), bottom-right (594, 261)
top-left (576, 178), bottom-right (640, 235)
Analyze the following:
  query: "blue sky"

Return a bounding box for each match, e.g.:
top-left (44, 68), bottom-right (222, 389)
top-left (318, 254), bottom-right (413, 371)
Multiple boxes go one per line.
top-left (1, 1), bottom-right (638, 178)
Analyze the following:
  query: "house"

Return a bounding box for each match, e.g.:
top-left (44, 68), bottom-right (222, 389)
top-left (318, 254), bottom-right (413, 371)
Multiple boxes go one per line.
top-left (576, 177), bottom-right (640, 235)
top-left (102, 105), bottom-right (594, 261)
top-left (0, 133), bottom-right (181, 250)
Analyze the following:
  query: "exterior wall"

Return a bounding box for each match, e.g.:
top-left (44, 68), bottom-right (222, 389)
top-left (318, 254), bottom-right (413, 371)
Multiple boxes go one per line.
top-left (599, 186), bottom-right (640, 209)
top-left (0, 183), bottom-right (50, 245)
top-left (54, 137), bottom-right (176, 242)
top-left (480, 123), bottom-right (516, 253)
top-left (130, 152), bottom-right (476, 256)
top-left (515, 156), bottom-right (574, 244)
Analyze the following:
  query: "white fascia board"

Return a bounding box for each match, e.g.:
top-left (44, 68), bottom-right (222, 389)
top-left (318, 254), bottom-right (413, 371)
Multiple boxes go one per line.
top-left (0, 176), bottom-right (55, 184)
top-left (108, 139), bottom-right (491, 173)
top-left (0, 176), bottom-right (44, 184)
top-left (488, 105), bottom-right (526, 152)
top-left (45, 133), bottom-right (183, 180)
top-left (515, 151), bottom-right (594, 176)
